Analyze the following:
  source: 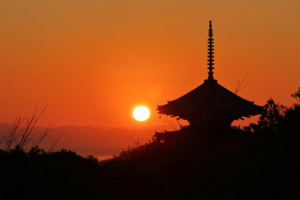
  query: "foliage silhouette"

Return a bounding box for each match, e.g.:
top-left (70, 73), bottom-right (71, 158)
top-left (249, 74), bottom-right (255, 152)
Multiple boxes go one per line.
top-left (0, 147), bottom-right (100, 199)
top-left (291, 87), bottom-right (300, 102)
top-left (250, 98), bottom-right (286, 132)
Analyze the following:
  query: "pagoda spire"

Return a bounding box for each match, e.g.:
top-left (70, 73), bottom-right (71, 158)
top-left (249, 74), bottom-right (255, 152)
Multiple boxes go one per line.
top-left (207, 20), bottom-right (215, 80)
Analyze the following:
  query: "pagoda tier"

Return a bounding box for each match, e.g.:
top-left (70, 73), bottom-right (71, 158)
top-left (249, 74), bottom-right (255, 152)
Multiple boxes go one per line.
top-left (157, 79), bottom-right (263, 128)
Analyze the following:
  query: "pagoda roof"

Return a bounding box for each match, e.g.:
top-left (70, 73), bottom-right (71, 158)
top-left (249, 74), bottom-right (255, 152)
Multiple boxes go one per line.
top-left (157, 79), bottom-right (263, 120)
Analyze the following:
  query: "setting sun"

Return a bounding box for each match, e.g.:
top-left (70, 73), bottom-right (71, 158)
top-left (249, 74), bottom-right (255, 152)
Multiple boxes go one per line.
top-left (133, 106), bottom-right (150, 121)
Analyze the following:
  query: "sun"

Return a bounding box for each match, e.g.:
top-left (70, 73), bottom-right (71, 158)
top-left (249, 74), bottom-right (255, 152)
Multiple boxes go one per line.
top-left (133, 106), bottom-right (150, 121)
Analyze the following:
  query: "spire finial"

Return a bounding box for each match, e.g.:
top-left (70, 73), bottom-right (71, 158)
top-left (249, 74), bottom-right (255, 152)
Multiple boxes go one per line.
top-left (207, 20), bottom-right (215, 80)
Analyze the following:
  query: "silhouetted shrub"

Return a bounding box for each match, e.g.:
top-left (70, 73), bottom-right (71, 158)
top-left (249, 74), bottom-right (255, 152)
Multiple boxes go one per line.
top-left (250, 98), bottom-right (286, 132)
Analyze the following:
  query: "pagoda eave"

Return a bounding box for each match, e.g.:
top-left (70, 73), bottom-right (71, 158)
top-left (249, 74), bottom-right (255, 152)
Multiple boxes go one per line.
top-left (157, 109), bottom-right (262, 121)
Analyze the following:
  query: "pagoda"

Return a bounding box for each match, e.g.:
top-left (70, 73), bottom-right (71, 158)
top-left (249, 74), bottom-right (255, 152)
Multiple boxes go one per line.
top-left (155, 21), bottom-right (262, 141)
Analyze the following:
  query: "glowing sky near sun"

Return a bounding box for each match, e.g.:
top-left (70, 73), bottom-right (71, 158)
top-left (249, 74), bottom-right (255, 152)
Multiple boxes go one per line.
top-left (0, 0), bottom-right (299, 128)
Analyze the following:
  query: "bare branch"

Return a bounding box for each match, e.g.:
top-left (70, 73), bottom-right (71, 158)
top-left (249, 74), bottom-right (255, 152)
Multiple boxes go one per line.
top-left (35, 125), bottom-right (53, 147)
top-left (235, 72), bottom-right (249, 94)
top-left (47, 136), bottom-right (60, 153)
top-left (1, 104), bottom-right (52, 152)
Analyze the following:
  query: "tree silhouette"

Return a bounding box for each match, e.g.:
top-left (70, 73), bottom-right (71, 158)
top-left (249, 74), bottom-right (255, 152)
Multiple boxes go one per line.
top-left (278, 87), bottom-right (300, 137)
top-left (291, 87), bottom-right (300, 102)
top-left (251, 98), bottom-right (286, 131)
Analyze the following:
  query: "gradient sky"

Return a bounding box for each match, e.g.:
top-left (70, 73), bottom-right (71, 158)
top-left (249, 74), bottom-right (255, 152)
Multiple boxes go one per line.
top-left (0, 0), bottom-right (299, 130)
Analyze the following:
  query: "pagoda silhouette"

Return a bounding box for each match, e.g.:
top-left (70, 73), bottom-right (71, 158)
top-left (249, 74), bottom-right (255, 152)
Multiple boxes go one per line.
top-left (155, 21), bottom-right (263, 142)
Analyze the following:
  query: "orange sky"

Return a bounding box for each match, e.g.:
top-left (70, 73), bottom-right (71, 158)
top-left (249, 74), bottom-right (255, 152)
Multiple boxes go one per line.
top-left (0, 0), bottom-right (299, 131)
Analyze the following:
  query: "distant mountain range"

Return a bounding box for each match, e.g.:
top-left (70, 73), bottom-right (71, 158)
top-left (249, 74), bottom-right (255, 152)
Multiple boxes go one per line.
top-left (0, 123), bottom-right (154, 159)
